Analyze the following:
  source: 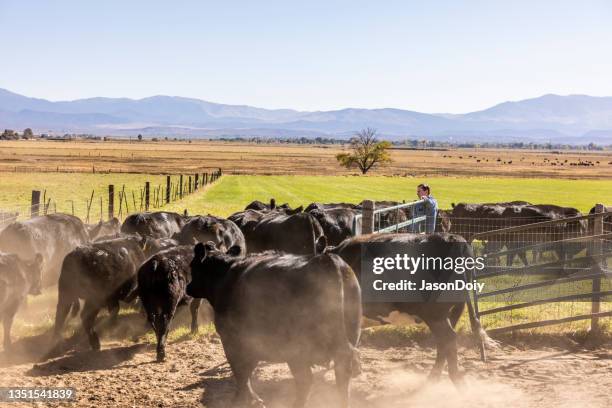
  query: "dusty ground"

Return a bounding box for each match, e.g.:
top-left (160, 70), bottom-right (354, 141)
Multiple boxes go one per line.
top-left (1, 326), bottom-right (611, 408)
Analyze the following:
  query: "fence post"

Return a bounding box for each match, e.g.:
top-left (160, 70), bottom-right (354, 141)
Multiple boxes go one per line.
top-left (145, 182), bottom-right (150, 211)
top-left (188, 176), bottom-right (192, 194)
top-left (362, 200), bottom-right (375, 234)
top-left (108, 185), bottom-right (115, 220)
top-left (591, 203), bottom-right (605, 333)
top-left (31, 190), bottom-right (41, 218)
top-left (166, 176), bottom-right (171, 204)
top-left (195, 174), bottom-right (199, 191)
top-left (179, 175), bottom-right (183, 199)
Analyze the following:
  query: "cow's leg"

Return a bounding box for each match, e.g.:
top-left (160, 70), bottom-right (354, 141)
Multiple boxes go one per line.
top-left (2, 302), bottom-right (19, 350)
top-left (227, 351), bottom-right (263, 407)
top-left (153, 313), bottom-right (171, 362)
top-left (429, 318), bottom-right (462, 387)
top-left (54, 296), bottom-right (73, 339)
top-left (428, 345), bottom-right (446, 381)
top-left (107, 299), bottom-right (120, 326)
top-left (332, 348), bottom-right (354, 408)
top-left (189, 298), bottom-right (202, 333)
top-left (519, 250), bottom-right (529, 266)
top-left (81, 301), bottom-right (101, 351)
top-left (288, 359), bottom-right (313, 408)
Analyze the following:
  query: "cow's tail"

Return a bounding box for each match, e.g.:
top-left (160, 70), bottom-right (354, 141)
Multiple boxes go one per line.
top-left (319, 254), bottom-right (362, 377)
top-left (70, 300), bottom-right (81, 317)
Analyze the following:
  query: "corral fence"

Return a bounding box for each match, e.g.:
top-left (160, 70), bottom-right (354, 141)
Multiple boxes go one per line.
top-left (468, 204), bottom-right (612, 334)
top-left (353, 199), bottom-right (427, 235)
top-left (0, 169), bottom-right (223, 228)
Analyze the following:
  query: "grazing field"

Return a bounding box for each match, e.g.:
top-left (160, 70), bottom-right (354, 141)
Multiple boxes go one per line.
top-left (0, 172), bottom-right (168, 220)
top-left (166, 175), bottom-right (612, 217)
top-left (1, 139), bottom-right (611, 178)
top-left (2, 174), bottom-right (612, 221)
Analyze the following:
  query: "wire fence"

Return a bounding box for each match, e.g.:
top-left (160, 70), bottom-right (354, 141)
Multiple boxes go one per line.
top-left (0, 169), bottom-right (223, 227)
top-left (466, 207), bottom-right (612, 334)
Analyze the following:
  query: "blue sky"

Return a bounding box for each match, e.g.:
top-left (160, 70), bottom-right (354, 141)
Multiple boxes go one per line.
top-left (1, 1), bottom-right (611, 113)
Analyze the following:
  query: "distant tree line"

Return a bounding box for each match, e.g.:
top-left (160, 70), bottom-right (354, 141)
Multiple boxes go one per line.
top-left (1, 128), bottom-right (610, 150)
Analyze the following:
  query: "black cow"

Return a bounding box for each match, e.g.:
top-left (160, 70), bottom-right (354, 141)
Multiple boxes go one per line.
top-left (174, 215), bottom-right (246, 253)
top-left (328, 233), bottom-right (490, 386)
top-left (304, 202), bottom-right (359, 212)
top-left (121, 211), bottom-right (185, 239)
top-left (308, 208), bottom-right (360, 246)
top-left (244, 198), bottom-right (293, 212)
top-left (138, 246), bottom-right (201, 362)
top-left (0, 252), bottom-right (43, 349)
top-left (187, 242), bottom-right (361, 408)
top-left (86, 218), bottom-right (121, 241)
top-left (0, 214), bottom-right (89, 286)
top-left (235, 211), bottom-right (325, 255)
top-left (54, 236), bottom-right (149, 350)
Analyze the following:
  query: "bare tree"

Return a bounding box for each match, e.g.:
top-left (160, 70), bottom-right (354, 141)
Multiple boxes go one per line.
top-left (335, 128), bottom-right (392, 174)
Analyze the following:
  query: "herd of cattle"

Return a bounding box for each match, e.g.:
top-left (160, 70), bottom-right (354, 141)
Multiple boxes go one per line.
top-left (0, 198), bottom-right (601, 407)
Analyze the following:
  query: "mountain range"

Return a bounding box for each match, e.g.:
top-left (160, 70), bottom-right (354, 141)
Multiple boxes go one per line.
top-left (1, 88), bottom-right (612, 144)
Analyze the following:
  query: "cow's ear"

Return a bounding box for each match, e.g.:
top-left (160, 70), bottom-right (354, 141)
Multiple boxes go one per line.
top-left (315, 236), bottom-right (327, 254)
top-left (270, 198), bottom-right (276, 209)
top-left (227, 245), bottom-right (241, 257)
top-left (451, 202), bottom-right (456, 208)
top-left (194, 242), bottom-right (207, 260)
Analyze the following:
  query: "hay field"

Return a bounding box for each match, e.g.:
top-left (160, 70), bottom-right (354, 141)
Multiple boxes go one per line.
top-left (1, 139), bottom-right (611, 178)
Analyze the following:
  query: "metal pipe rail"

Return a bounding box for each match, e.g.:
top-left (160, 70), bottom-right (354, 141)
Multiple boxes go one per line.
top-left (352, 199), bottom-right (426, 235)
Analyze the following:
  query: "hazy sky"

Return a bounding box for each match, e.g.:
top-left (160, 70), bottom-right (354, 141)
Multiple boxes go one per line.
top-left (1, 1), bottom-right (611, 113)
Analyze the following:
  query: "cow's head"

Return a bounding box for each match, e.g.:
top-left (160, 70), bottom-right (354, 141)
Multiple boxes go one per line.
top-left (187, 242), bottom-right (241, 301)
top-left (25, 253), bottom-right (43, 296)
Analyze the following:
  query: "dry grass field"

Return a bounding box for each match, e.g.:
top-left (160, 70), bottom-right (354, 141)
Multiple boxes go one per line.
top-left (1, 139), bottom-right (611, 178)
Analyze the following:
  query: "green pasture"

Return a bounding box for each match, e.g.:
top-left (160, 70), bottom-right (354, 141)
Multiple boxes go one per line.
top-left (166, 175), bottom-right (612, 217)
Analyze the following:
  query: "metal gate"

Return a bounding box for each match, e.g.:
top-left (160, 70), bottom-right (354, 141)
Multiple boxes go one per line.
top-left (352, 199), bottom-right (427, 235)
top-left (469, 204), bottom-right (612, 334)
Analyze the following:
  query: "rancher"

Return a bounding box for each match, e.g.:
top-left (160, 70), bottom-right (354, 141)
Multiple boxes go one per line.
top-left (411, 183), bottom-right (438, 233)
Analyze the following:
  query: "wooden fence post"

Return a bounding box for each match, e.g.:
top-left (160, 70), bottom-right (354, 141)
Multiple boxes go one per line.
top-left (591, 203), bottom-right (605, 333)
top-left (362, 200), bottom-right (375, 234)
top-left (108, 185), bottom-right (115, 220)
top-left (31, 190), bottom-right (41, 218)
top-left (145, 182), bottom-right (150, 211)
top-left (195, 174), bottom-right (199, 191)
top-left (166, 176), bottom-right (171, 204)
top-left (179, 175), bottom-right (183, 199)
top-left (188, 176), bottom-right (192, 194)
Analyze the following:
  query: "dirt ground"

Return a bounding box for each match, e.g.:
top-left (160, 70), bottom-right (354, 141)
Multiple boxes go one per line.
top-left (1, 327), bottom-right (611, 408)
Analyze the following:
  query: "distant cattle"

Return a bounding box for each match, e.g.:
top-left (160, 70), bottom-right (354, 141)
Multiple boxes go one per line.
top-left (328, 233), bottom-right (489, 386)
top-left (231, 210), bottom-right (325, 255)
top-left (121, 211), bottom-right (185, 239)
top-left (0, 252), bottom-right (43, 349)
top-left (450, 202), bottom-right (585, 266)
top-left (174, 215), bottom-right (246, 253)
top-left (86, 218), bottom-right (121, 241)
top-left (138, 246), bottom-right (201, 361)
top-left (0, 214), bottom-right (89, 286)
top-left (187, 242), bottom-right (361, 408)
top-left (54, 236), bottom-right (149, 351)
